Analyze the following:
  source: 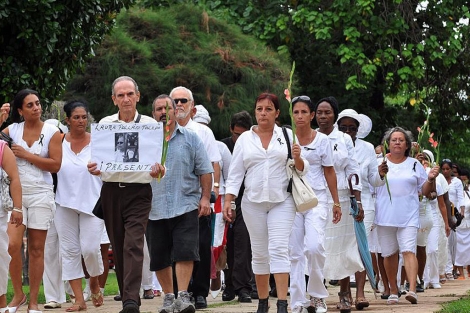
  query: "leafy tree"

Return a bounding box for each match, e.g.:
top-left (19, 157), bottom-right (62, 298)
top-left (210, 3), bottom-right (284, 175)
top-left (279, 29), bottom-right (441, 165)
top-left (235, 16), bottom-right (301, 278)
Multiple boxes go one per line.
top-left (65, 4), bottom-right (291, 139)
top-left (142, 0), bottom-right (470, 164)
top-left (0, 0), bottom-right (134, 106)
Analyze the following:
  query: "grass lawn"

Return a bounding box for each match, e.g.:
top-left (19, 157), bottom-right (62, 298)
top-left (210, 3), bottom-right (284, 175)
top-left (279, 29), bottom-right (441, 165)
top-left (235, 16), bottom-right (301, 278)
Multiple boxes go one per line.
top-left (6, 271), bottom-right (119, 304)
top-left (438, 296), bottom-right (470, 313)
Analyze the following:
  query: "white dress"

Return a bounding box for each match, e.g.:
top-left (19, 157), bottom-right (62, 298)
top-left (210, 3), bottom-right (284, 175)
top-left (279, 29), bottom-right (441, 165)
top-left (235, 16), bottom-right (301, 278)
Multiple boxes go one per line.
top-left (455, 189), bottom-right (470, 266)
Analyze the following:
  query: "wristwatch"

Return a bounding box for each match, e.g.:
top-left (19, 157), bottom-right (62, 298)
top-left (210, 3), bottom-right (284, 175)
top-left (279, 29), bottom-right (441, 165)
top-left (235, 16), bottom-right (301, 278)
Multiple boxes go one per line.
top-left (213, 182), bottom-right (220, 188)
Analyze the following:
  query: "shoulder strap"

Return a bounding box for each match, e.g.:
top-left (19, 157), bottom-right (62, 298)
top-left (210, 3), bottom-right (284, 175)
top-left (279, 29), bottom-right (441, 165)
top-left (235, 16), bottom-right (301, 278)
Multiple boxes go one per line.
top-left (282, 127), bottom-right (292, 160)
top-left (135, 114), bottom-right (141, 123)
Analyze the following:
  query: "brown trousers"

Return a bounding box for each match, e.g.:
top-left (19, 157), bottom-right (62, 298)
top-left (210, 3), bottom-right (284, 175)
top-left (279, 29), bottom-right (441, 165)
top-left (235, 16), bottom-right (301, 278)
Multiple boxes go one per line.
top-left (101, 182), bottom-right (152, 306)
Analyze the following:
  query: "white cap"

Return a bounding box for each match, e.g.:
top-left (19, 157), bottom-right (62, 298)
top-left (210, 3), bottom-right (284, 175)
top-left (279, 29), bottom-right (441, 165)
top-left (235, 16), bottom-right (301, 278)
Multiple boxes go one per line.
top-left (193, 105), bottom-right (211, 125)
top-left (45, 119), bottom-right (68, 134)
top-left (422, 149), bottom-right (435, 164)
top-left (337, 109), bottom-right (372, 139)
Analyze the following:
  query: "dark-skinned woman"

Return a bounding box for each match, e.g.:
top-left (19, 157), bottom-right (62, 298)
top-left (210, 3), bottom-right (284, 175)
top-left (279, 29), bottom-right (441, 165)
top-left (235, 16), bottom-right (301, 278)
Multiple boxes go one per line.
top-left (337, 109), bottom-right (387, 309)
top-left (314, 97), bottom-right (363, 313)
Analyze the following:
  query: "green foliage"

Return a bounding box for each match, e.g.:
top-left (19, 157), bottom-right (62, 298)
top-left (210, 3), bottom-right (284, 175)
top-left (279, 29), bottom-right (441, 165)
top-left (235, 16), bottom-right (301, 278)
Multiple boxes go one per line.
top-left (0, 0), bottom-right (134, 108)
top-left (65, 4), bottom-right (291, 138)
top-left (142, 0), bottom-right (470, 164)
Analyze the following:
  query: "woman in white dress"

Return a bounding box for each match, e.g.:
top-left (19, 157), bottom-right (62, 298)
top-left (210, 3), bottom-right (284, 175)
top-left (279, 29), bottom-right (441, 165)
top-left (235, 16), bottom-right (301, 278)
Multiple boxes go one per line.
top-left (336, 109), bottom-right (385, 309)
top-left (55, 100), bottom-right (104, 311)
top-left (5, 89), bottom-right (62, 313)
top-left (315, 97), bottom-right (363, 313)
top-left (455, 169), bottom-right (470, 278)
top-left (288, 95), bottom-right (340, 313)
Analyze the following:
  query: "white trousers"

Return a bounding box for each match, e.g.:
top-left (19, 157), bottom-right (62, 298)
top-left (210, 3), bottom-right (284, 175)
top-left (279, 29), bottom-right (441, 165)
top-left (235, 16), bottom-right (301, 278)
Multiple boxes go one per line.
top-left (141, 237), bottom-right (153, 290)
top-left (289, 200), bottom-right (329, 309)
top-left (445, 231), bottom-right (456, 274)
top-left (0, 211), bottom-right (10, 295)
top-left (242, 197), bottom-right (296, 274)
top-left (43, 220), bottom-right (66, 303)
top-left (55, 204), bottom-right (104, 280)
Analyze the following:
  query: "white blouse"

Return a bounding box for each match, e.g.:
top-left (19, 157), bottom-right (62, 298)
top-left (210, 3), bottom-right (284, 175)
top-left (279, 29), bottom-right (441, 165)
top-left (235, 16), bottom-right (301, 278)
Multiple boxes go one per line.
top-left (225, 124), bottom-right (308, 203)
top-left (375, 157), bottom-right (427, 228)
top-left (55, 139), bottom-right (102, 214)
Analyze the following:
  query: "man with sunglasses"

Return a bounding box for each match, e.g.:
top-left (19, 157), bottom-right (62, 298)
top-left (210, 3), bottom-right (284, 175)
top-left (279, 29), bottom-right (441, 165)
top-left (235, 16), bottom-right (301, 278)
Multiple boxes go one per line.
top-left (88, 76), bottom-right (161, 313)
top-left (169, 86), bottom-right (222, 309)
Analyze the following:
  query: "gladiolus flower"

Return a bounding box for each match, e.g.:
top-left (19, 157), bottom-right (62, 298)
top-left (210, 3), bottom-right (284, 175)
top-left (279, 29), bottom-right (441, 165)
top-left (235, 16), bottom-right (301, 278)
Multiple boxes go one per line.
top-left (284, 89), bottom-right (291, 102)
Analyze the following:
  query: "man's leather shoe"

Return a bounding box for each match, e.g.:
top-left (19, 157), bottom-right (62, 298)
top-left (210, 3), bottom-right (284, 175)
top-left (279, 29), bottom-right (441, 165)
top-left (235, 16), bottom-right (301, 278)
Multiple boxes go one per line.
top-left (238, 291), bottom-right (252, 303)
top-left (195, 296), bottom-right (207, 309)
top-left (222, 288), bottom-right (235, 301)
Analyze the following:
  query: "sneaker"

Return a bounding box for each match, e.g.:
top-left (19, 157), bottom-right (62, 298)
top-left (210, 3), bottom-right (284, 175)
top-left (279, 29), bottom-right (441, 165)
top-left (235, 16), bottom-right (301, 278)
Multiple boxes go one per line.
top-left (174, 291), bottom-right (195, 313)
top-left (159, 293), bottom-right (175, 313)
top-left (292, 305), bottom-right (308, 313)
top-left (310, 297), bottom-right (327, 313)
top-left (416, 282), bottom-right (424, 292)
top-left (429, 283), bottom-right (442, 289)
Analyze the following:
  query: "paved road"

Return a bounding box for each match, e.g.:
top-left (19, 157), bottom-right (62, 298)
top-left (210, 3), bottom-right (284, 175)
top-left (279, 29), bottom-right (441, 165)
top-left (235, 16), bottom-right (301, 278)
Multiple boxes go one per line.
top-left (47, 278), bottom-right (469, 313)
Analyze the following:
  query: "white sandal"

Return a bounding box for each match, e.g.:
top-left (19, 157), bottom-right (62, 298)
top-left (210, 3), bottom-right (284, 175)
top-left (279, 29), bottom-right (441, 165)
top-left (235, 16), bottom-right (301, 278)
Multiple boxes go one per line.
top-left (0, 307), bottom-right (10, 313)
top-left (386, 294), bottom-right (399, 305)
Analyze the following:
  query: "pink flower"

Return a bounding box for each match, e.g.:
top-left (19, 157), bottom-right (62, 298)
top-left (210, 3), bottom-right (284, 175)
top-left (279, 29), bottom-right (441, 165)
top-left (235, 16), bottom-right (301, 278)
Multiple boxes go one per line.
top-left (284, 89), bottom-right (291, 102)
top-left (417, 126), bottom-right (422, 132)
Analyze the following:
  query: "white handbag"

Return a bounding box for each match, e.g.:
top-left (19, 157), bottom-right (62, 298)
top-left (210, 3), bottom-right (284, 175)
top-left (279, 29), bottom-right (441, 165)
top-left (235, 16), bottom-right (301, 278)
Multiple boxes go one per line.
top-left (282, 127), bottom-right (318, 212)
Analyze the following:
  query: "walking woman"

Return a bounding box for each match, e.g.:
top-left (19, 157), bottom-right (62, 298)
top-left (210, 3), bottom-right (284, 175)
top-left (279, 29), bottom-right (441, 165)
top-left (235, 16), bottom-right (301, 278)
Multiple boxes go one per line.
top-left (224, 93), bottom-right (308, 313)
top-left (5, 89), bottom-right (62, 313)
top-left (374, 127), bottom-right (439, 305)
top-left (315, 97), bottom-right (363, 313)
top-left (288, 95), bottom-right (340, 313)
top-left (55, 100), bottom-right (104, 311)
top-left (0, 140), bottom-right (22, 313)
top-left (337, 108), bottom-right (386, 309)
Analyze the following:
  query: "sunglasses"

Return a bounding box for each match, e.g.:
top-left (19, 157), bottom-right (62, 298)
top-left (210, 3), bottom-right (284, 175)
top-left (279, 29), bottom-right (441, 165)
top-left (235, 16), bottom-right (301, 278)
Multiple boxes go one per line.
top-left (292, 95), bottom-right (312, 104)
top-left (174, 98), bottom-right (189, 104)
top-left (117, 141), bottom-right (124, 144)
top-left (338, 125), bottom-right (358, 132)
top-left (442, 159), bottom-right (452, 163)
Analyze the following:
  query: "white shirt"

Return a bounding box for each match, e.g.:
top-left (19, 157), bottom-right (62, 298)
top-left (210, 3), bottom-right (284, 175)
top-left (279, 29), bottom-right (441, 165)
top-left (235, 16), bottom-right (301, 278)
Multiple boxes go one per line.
top-left (217, 141), bottom-right (232, 195)
top-left (375, 157), bottom-right (427, 227)
top-left (8, 122), bottom-right (58, 190)
top-left (183, 119), bottom-right (221, 163)
top-left (447, 177), bottom-right (464, 208)
top-left (354, 139), bottom-right (383, 210)
top-left (324, 127), bottom-right (361, 202)
top-left (225, 125), bottom-right (308, 203)
top-left (56, 140), bottom-right (102, 214)
top-left (300, 131), bottom-right (333, 199)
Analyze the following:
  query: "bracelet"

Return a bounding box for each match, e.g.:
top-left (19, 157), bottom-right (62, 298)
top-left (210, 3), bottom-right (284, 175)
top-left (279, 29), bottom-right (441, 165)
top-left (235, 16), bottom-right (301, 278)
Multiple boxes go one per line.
top-left (333, 203), bottom-right (341, 208)
top-left (427, 179), bottom-right (435, 184)
top-left (356, 200), bottom-right (362, 204)
top-left (12, 207), bottom-right (23, 213)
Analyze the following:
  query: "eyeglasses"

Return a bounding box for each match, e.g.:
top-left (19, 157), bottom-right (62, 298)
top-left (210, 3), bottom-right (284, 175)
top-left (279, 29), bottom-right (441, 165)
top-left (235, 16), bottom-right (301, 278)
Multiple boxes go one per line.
top-left (174, 98), bottom-right (189, 104)
top-left (338, 125), bottom-right (358, 132)
top-left (292, 95), bottom-right (312, 104)
top-left (117, 141), bottom-right (124, 145)
top-left (390, 139), bottom-right (406, 143)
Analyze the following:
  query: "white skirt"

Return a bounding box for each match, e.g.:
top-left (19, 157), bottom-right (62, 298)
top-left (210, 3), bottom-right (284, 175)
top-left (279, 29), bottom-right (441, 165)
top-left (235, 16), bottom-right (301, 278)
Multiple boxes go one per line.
top-left (324, 196), bottom-right (364, 280)
top-left (455, 227), bottom-right (470, 266)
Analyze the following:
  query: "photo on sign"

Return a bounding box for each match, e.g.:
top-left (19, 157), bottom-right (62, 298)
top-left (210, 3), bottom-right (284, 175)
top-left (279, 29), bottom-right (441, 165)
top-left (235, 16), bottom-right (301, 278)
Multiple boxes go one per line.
top-left (115, 132), bottom-right (139, 162)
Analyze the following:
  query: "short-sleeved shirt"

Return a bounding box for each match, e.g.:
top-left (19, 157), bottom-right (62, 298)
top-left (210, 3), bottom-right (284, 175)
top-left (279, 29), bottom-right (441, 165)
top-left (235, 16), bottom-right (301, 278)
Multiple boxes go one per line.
top-left (375, 157), bottom-right (427, 228)
top-left (149, 124), bottom-right (213, 220)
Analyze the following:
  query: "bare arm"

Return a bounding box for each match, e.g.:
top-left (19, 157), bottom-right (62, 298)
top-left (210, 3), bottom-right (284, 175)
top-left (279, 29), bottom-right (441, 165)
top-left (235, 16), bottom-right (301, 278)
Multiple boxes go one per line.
top-left (3, 146), bottom-right (23, 227)
top-left (324, 166), bottom-right (341, 224)
top-left (199, 173), bottom-right (212, 217)
top-left (212, 161), bottom-right (221, 198)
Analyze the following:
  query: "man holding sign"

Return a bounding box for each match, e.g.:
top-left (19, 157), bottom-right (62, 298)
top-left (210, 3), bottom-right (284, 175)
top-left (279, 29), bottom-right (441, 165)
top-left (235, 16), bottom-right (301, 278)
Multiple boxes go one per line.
top-left (87, 76), bottom-right (164, 313)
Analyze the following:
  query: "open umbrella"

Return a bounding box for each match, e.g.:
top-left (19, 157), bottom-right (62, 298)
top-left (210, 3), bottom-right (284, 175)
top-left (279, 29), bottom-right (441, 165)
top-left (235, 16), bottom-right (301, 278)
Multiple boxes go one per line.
top-left (348, 174), bottom-right (377, 293)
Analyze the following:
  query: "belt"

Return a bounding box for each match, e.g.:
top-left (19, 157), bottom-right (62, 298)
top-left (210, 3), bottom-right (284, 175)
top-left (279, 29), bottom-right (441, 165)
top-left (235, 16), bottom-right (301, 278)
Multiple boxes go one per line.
top-left (104, 182), bottom-right (147, 188)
